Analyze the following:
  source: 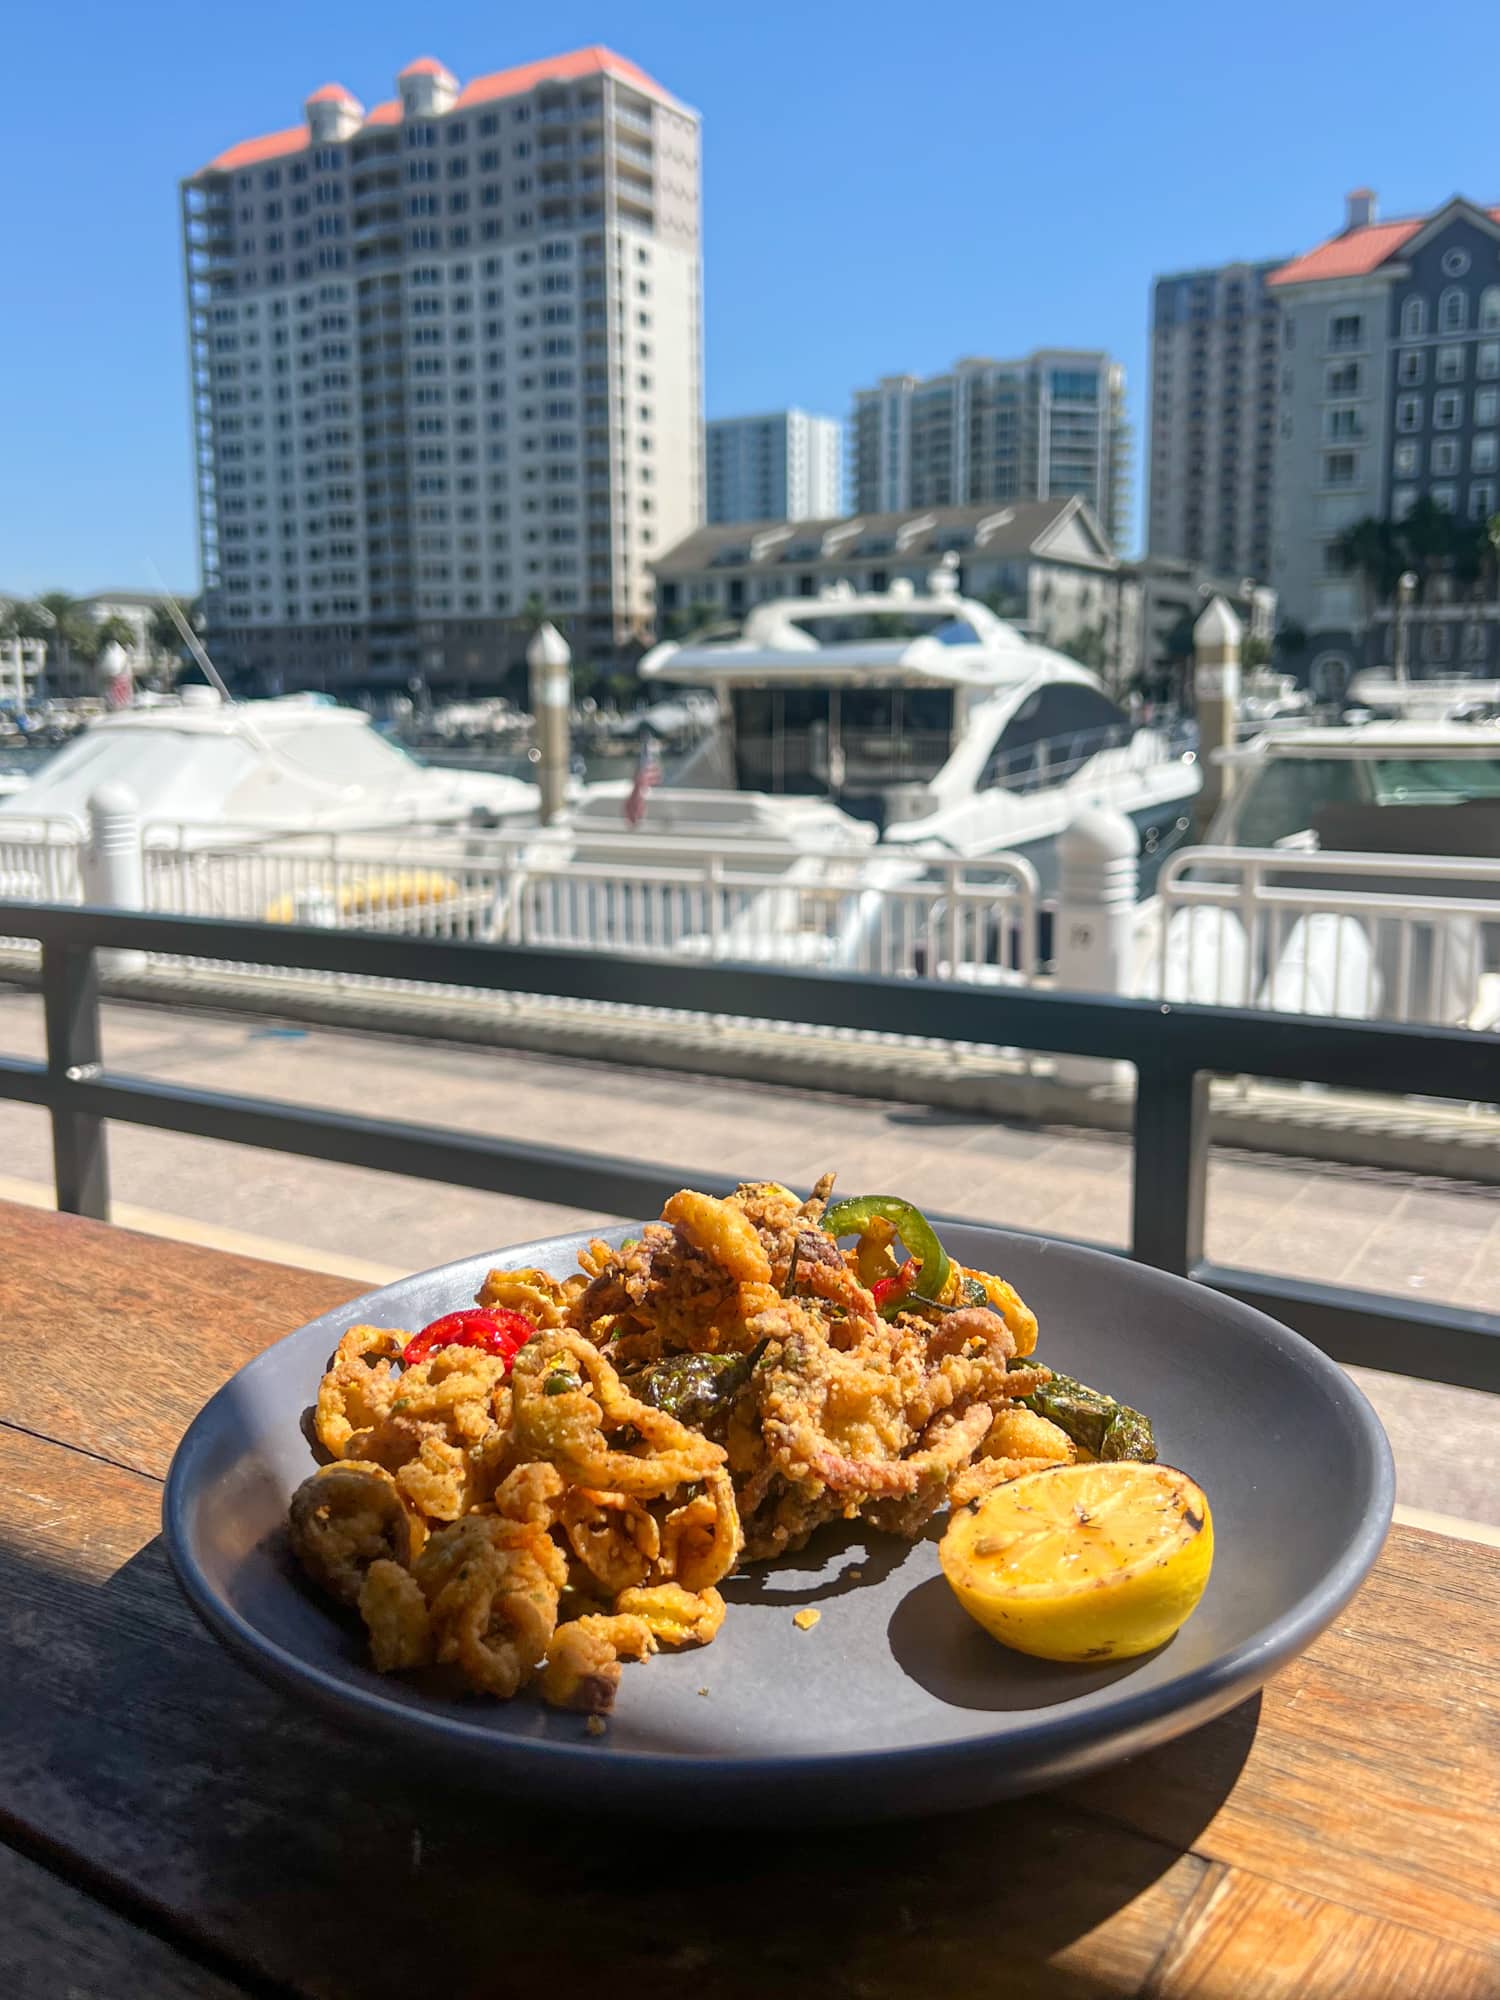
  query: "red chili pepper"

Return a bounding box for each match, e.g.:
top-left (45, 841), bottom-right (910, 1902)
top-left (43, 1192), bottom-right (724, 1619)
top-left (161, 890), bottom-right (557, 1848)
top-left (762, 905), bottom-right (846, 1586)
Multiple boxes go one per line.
top-left (871, 1257), bottom-right (919, 1310)
top-left (403, 1306), bottom-right (536, 1371)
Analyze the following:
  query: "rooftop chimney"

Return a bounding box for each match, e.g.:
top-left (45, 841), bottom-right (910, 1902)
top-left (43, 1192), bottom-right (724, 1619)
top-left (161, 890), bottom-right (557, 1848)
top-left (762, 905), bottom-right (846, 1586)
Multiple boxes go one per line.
top-left (1345, 188), bottom-right (1377, 231)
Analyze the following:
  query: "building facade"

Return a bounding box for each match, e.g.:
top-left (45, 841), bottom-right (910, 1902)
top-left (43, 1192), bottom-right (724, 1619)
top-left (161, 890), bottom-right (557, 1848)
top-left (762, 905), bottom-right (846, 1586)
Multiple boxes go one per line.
top-left (180, 47), bottom-right (703, 692)
top-left (1130, 557), bottom-right (1276, 694)
top-left (1269, 190), bottom-right (1500, 687)
top-left (705, 410), bottom-right (842, 523)
top-left (850, 353), bottom-right (1130, 552)
top-left (1146, 259), bottom-right (1284, 578)
top-left (652, 498), bottom-right (1140, 689)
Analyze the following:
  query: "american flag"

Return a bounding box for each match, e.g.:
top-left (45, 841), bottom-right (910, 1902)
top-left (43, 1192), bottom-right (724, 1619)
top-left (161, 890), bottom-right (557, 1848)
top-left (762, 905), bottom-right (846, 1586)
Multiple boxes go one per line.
top-left (623, 732), bottom-right (662, 827)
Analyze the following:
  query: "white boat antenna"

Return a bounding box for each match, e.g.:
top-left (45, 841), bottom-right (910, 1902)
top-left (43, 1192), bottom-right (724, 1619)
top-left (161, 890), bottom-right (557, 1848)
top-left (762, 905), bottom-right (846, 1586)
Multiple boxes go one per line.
top-left (147, 569), bottom-right (237, 708)
top-left (145, 562), bottom-right (361, 800)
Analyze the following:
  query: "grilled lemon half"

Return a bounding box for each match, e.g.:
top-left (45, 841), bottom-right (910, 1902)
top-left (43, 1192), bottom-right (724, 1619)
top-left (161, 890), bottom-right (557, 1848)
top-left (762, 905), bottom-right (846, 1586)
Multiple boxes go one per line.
top-left (939, 1461), bottom-right (1213, 1662)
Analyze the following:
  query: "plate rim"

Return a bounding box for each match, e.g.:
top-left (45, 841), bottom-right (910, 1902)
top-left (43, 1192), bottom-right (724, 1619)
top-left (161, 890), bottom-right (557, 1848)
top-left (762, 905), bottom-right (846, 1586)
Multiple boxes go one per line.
top-left (162, 1223), bottom-right (1395, 1791)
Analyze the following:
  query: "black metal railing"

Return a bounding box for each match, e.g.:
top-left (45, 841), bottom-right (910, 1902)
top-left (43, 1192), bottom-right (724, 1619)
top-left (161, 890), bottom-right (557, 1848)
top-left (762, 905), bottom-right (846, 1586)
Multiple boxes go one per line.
top-left (1, 902), bottom-right (1495, 1392)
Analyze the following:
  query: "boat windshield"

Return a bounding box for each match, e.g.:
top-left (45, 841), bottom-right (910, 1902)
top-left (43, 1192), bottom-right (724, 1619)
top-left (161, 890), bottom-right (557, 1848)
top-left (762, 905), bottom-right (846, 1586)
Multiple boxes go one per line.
top-left (1233, 753), bottom-right (1500, 845)
top-left (784, 613), bottom-right (980, 646)
top-left (1368, 757), bottom-right (1500, 804)
top-left (729, 687), bottom-right (954, 795)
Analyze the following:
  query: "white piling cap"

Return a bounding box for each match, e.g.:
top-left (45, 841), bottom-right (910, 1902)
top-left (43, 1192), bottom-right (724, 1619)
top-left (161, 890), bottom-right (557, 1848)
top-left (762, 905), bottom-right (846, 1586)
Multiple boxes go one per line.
top-left (1194, 595), bottom-right (1242, 647)
top-left (88, 782), bottom-right (142, 819)
top-left (1058, 807), bottom-right (1137, 865)
top-left (526, 621), bottom-right (571, 671)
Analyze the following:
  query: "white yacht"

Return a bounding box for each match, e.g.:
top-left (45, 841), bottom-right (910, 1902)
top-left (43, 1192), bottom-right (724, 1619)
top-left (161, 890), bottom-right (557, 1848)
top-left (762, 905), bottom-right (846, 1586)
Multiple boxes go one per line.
top-left (573, 570), bottom-right (1199, 887)
top-left (0, 688), bottom-right (537, 842)
top-left (1208, 718), bottom-right (1500, 858)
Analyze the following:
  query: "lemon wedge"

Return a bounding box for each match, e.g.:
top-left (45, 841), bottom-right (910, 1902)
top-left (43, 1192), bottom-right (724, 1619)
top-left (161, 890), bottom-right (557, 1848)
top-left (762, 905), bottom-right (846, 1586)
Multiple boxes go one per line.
top-left (939, 1461), bottom-right (1213, 1662)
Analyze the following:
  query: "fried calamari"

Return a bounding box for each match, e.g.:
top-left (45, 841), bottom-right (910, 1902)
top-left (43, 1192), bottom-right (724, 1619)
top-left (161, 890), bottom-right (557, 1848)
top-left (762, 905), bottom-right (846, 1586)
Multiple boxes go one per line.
top-left (290, 1171), bottom-right (1073, 1717)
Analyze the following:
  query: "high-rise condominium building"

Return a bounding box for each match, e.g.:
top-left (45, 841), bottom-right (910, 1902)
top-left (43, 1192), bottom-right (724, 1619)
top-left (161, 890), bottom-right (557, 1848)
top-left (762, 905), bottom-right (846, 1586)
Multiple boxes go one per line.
top-left (850, 352), bottom-right (1130, 551)
top-left (705, 410), bottom-right (843, 523)
top-left (1146, 259), bottom-right (1285, 578)
top-left (180, 47), bottom-right (702, 690)
top-left (1269, 189), bottom-right (1500, 685)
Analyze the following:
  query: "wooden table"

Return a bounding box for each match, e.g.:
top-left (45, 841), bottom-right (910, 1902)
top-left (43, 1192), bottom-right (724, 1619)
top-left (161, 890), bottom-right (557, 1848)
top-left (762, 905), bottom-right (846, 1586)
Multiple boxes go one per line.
top-left (1, 1200), bottom-right (1496, 1999)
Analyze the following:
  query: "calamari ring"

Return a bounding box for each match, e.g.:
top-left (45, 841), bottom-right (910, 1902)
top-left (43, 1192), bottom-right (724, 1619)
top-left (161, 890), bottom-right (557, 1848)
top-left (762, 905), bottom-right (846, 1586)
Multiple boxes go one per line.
top-left (288, 1460), bottom-right (417, 1607)
top-left (511, 1332), bottom-right (724, 1498)
top-left (559, 1486), bottom-right (660, 1596)
top-left (428, 1543), bottom-right (560, 1699)
top-left (662, 1190), bottom-right (772, 1287)
top-left (314, 1325), bottom-right (408, 1459)
top-left (540, 1613), bottom-right (656, 1712)
top-left (659, 1468), bottom-right (743, 1592)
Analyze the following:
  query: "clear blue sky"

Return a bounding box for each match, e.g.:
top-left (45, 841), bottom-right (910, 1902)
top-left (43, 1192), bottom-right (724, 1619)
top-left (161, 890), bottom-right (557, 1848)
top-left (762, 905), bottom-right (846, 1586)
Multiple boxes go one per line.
top-left (4, 0), bottom-right (1495, 592)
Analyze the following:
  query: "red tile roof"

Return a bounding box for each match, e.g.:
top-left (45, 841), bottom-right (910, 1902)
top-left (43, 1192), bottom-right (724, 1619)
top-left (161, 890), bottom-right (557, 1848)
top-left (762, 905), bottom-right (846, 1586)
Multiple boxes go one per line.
top-left (305, 83), bottom-right (358, 105)
top-left (207, 123), bottom-right (309, 172)
top-left (456, 44), bottom-right (675, 109)
top-left (398, 56), bottom-right (452, 79)
top-left (1270, 205), bottom-right (1500, 286)
top-left (199, 46), bottom-right (677, 176)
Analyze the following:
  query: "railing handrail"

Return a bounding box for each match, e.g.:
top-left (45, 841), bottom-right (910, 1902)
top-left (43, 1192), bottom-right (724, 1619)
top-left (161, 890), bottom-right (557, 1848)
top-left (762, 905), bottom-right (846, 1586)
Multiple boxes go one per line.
top-left (1160, 843), bottom-right (1500, 890)
top-left (0, 898), bottom-right (1492, 1391)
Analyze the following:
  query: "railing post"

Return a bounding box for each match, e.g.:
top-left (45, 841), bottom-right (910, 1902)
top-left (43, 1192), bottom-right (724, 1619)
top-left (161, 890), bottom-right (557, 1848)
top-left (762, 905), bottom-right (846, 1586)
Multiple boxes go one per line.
top-left (81, 784), bottom-right (147, 976)
top-left (1053, 809), bottom-right (1138, 1085)
top-left (1132, 1053), bottom-right (1207, 1276)
top-left (41, 940), bottom-right (109, 1219)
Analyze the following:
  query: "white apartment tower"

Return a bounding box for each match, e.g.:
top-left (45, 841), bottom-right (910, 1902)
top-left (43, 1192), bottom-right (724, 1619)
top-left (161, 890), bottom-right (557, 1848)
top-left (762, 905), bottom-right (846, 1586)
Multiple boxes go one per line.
top-left (1146, 260), bottom-right (1284, 578)
top-left (851, 352), bottom-right (1130, 551)
top-left (181, 48), bottom-right (703, 689)
top-left (705, 410), bottom-right (843, 522)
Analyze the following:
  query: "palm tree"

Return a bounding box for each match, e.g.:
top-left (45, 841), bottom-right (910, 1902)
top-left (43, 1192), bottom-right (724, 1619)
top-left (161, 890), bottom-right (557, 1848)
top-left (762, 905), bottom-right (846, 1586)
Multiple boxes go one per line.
top-left (1330, 517), bottom-right (1402, 631)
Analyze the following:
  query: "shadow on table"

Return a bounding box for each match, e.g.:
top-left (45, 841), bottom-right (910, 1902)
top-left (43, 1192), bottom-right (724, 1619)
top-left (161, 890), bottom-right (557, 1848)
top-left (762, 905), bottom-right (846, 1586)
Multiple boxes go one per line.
top-left (3, 1525), bottom-right (1264, 2000)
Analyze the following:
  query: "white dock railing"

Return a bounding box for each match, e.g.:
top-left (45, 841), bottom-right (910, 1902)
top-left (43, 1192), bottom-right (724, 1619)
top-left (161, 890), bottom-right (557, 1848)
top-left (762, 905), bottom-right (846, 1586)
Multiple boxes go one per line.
top-left (135, 826), bottom-right (1040, 987)
top-left (2, 806), bottom-right (1497, 1034)
top-left (1153, 846), bottom-right (1500, 1030)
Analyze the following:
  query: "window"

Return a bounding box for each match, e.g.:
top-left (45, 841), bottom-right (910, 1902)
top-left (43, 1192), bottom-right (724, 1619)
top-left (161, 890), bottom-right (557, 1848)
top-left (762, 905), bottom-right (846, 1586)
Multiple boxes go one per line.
top-left (1463, 621), bottom-right (1487, 661)
top-left (1392, 483), bottom-right (1418, 518)
top-left (1475, 433), bottom-right (1499, 471)
top-left (1323, 451), bottom-right (1357, 485)
top-left (1430, 483), bottom-right (1457, 513)
top-left (1325, 406), bottom-right (1362, 439)
top-left (1470, 481), bottom-right (1496, 519)
top-left (1326, 360), bottom-right (1361, 395)
top-left (1482, 287), bottom-right (1500, 331)
top-left (1439, 287), bottom-right (1467, 332)
top-left (1425, 622), bottom-right (1453, 662)
top-left (1396, 395), bottom-right (1422, 431)
top-left (1477, 389), bottom-right (1500, 427)
top-left (1431, 438), bottom-right (1460, 474)
top-left (1393, 440), bottom-right (1420, 476)
top-left (1480, 343), bottom-right (1500, 380)
top-left (1434, 392), bottom-right (1463, 429)
top-left (1437, 345), bottom-right (1465, 383)
top-left (1328, 313), bottom-right (1362, 350)
top-left (1401, 297), bottom-right (1426, 338)
top-left (1398, 350), bottom-right (1426, 386)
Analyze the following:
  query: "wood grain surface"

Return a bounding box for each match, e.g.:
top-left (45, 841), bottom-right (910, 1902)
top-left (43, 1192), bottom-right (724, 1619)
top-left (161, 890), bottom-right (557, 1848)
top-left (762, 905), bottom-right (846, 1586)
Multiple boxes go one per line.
top-left (0, 1200), bottom-right (1496, 2000)
top-left (0, 1846), bottom-right (253, 2000)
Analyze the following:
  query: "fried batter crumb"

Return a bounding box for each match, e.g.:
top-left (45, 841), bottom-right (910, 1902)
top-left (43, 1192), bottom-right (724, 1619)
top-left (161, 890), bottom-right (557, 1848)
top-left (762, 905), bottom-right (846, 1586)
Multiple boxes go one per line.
top-left (849, 1569), bottom-right (863, 1582)
top-left (792, 1608), bottom-right (821, 1631)
top-left (697, 1686), bottom-right (710, 1696)
top-left (585, 1715), bottom-right (608, 1737)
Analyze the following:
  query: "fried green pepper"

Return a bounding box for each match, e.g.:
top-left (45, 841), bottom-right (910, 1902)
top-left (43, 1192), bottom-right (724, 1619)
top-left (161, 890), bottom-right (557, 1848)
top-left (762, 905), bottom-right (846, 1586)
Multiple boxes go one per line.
top-left (1021, 1372), bottom-right (1156, 1462)
top-left (821, 1195), bottom-right (952, 1305)
top-left (630, 1339), bottom-right (770, 1430)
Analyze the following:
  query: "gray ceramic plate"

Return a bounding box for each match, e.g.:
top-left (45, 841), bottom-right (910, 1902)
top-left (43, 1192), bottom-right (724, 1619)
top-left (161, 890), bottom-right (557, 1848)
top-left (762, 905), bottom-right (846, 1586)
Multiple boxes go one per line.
top-left (164, 1222), bottom-right (1393, 1822)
